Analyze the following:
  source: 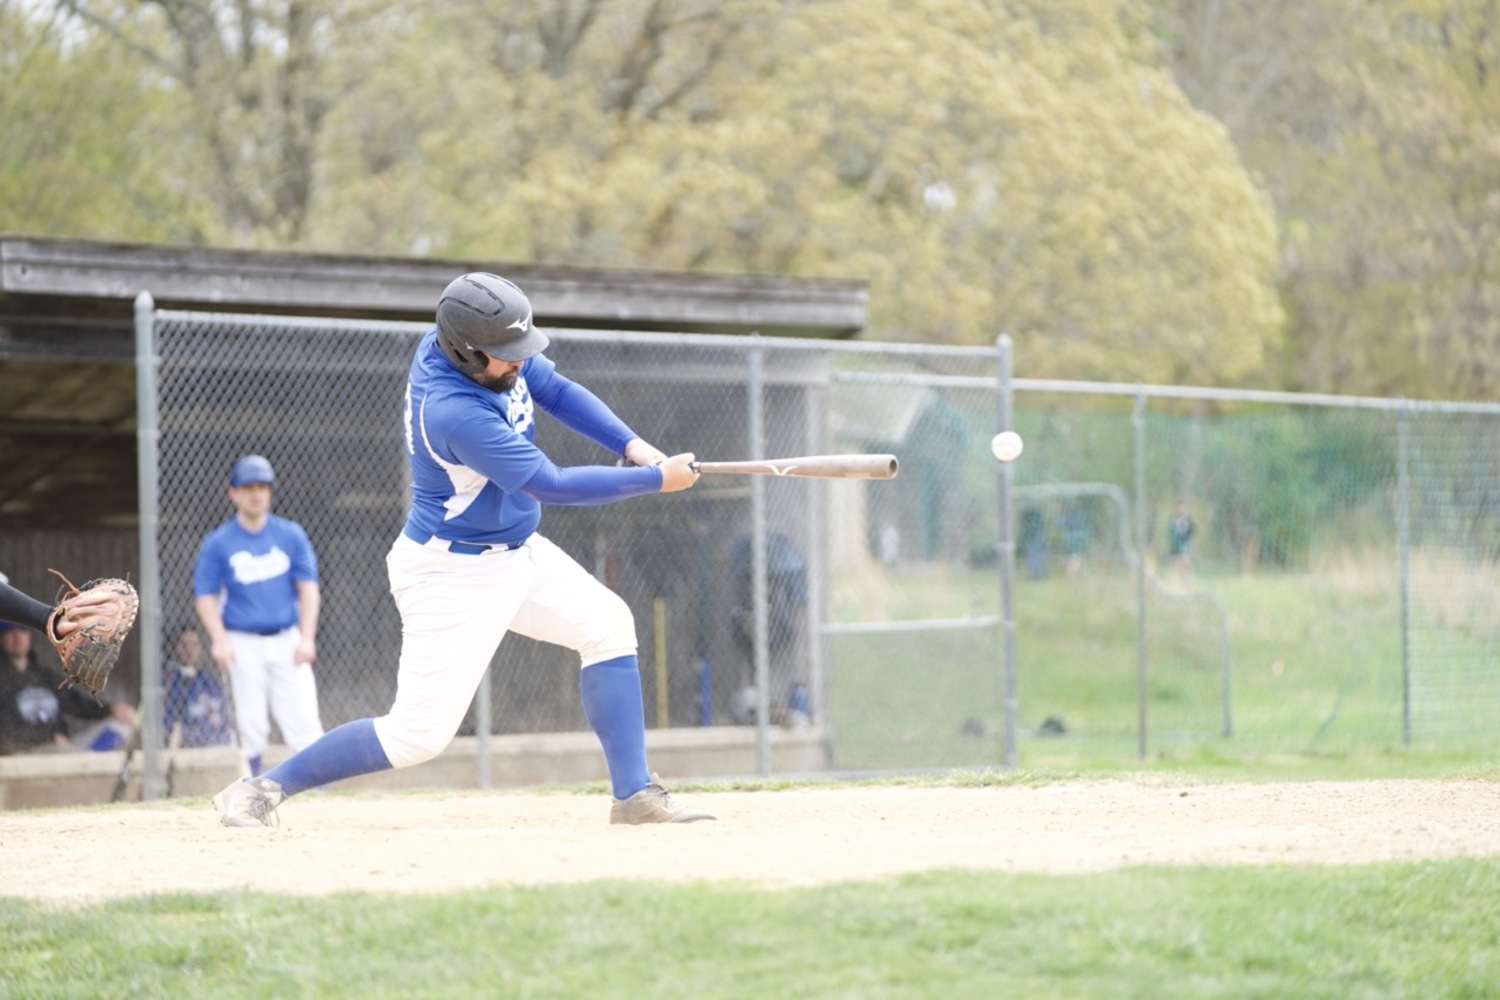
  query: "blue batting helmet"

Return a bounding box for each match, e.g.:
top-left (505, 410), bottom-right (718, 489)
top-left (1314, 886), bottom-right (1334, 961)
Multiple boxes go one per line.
top-left (230, 454), bottom-right (276, 487)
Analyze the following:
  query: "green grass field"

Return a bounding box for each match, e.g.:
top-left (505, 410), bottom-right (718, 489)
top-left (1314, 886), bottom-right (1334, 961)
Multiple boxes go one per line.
top-left (4, 849), bottom-right (1498, 998)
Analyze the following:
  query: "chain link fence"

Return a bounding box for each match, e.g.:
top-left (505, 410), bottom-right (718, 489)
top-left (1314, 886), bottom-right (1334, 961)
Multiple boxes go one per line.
top-left (1003, 372), bottom-right (1500, 762)
top-left (122, 306), bottom-right (1500, 792)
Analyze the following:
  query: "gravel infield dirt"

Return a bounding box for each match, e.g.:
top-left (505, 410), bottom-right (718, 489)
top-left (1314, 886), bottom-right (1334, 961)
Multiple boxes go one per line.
top-left (4, 778), bottom-right (1498, 904)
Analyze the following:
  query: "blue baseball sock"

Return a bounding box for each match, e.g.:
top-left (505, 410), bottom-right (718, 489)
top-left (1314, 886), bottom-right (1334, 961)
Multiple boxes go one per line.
top-left (247, 754), bottom-right (262, 777)
top-left (580, 655), bottom-right (651, 800)
top-left (261, 718), bottom-right (392, 798)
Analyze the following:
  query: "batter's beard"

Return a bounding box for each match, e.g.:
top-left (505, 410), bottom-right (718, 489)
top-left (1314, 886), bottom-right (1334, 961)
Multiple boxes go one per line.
top-left (474, 370), bottom-right (519, 393)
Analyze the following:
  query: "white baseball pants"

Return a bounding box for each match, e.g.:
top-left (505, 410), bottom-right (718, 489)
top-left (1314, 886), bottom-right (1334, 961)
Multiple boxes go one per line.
top-left (225, 627), bottom-right (325, 758)
top-left (373, 532), bottom-right (636, 768)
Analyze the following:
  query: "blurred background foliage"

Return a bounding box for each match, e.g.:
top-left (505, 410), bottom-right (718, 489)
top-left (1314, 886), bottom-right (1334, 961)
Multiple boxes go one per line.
top-left (2, 0), bottom-right (1495, 398)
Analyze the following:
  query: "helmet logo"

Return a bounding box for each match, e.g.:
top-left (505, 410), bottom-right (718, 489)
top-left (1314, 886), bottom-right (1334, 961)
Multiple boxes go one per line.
top-left (507, 308), bottom-right (531, 332)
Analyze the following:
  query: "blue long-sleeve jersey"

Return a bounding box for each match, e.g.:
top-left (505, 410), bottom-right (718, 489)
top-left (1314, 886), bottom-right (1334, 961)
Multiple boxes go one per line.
top-left (400, 330), bottom-right (664, 547)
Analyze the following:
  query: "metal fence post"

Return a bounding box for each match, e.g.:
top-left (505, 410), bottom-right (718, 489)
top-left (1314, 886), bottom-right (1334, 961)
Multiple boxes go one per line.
top-left (1133, 388), bottom-right (1148, 759)
top-left (1397, 402), bottom-right (1412, 746)
top-left (134, 291), bottom-right (165, 800)
top-left (997, 335), bottom-right (1018, 770)
top-left (748, 334), bottom-right (771, 776)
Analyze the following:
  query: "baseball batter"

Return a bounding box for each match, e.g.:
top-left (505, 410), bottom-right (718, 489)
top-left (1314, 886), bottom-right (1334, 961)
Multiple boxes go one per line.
top-left (213, 272), bottom-right (712, 827)
top-left (194, 455), bottom-right (324, 776)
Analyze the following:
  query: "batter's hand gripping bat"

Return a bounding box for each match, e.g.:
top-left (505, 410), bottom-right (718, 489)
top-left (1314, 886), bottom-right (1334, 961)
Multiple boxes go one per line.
top-left (689, 454), bottom-right (899, 480)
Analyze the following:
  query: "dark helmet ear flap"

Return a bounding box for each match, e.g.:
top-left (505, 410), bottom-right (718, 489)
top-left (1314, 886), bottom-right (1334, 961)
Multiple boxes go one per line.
top-left (437, 331), bottom-right (490, 376)
top-left (435, 273), bottom-right (549, 374)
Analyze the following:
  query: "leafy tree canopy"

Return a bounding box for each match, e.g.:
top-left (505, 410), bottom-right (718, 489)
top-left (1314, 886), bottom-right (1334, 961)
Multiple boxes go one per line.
top-left (3, 0), bottom-right (1299, 387)
top-left (1150, 0), bottom-right (1500, 399)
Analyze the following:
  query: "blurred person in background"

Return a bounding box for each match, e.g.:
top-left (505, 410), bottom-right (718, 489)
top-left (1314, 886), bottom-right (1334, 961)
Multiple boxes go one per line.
top-left (193, 454), bottom-right (324, 777)
top-left (162, 622), bottom-right (235, 750)
top-left (0, 622), bottom-right (136, 754)
top-left (1167, 501), bottom-right (1196, 576)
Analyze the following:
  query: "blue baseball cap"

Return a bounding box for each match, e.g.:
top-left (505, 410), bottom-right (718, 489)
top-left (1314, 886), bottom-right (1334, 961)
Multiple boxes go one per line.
top-left (230, 454), bottom-right (276, 487)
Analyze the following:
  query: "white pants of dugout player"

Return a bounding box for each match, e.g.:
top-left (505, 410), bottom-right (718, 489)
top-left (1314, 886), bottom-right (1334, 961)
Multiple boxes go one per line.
top-left (225, 626), bottom-right (324, 775)
top-left (252, 532), bottom-right (656, 801)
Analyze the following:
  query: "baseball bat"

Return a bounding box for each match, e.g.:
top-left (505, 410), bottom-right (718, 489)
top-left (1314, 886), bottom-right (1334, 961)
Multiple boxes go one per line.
top-left (689, 454), bottom-right (898, 480)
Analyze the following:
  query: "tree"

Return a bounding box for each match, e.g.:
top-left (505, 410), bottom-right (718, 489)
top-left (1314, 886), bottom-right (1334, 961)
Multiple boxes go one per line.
top-left (56, 0), bottom-right (404, 245)
top-left (372, 0), bottom-right (1282, 383)
top-left (1386, 0), bottom-right (1500, 399)
top-left (7, 0), bottom-right (1286, 387)
top-left (1150, 0), bottom-right (1500, 400)
top-left (0, 2), bottom-right (180, 239)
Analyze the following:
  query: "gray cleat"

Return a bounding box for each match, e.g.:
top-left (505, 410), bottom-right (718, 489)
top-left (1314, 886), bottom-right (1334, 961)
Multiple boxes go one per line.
top-left (610, 773), bottom-right (716, 825)
top-left (213, 776), bottom-right (285, 828)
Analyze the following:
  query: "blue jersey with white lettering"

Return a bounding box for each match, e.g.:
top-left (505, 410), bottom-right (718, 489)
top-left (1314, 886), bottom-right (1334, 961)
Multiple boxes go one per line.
top-left (401, 330), bottom-right (662, 547)
top-left (192, 515), bottom-right (318, 633)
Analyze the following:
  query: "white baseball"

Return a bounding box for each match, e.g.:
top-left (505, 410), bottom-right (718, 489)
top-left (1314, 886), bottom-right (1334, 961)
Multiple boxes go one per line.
top-left (990, 430), bottom-right (1024, 463)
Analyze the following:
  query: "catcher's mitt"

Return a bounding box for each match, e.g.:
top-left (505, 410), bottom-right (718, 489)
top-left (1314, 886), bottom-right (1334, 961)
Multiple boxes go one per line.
top-left (45, 569), bottom-right (139, 701)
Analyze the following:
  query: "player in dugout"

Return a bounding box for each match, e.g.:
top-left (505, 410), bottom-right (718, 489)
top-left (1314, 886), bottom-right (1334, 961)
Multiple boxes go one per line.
top-left (0, 570), bottom-right (138, 754)
top-left (213, 272), bottom-right (713, 828)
